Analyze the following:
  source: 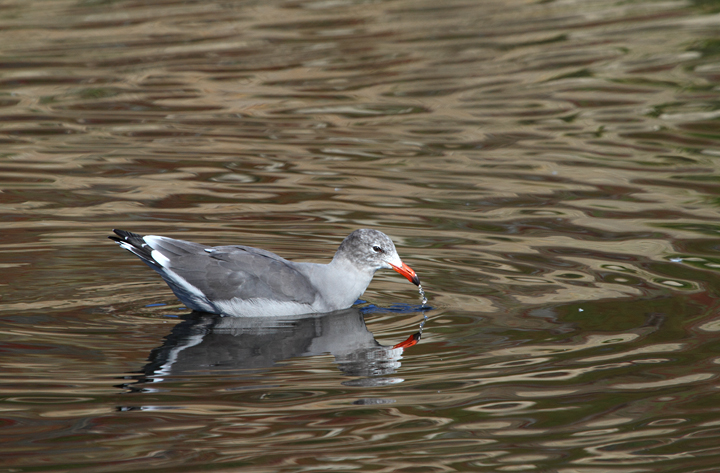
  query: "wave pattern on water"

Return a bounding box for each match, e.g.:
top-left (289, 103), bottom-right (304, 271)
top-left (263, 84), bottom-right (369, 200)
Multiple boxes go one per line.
top-left (3, 0), bottom-right (720, 471)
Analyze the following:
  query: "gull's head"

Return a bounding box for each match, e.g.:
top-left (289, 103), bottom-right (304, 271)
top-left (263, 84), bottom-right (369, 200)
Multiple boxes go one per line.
top-left (336, 229), bottom-right (420, 285)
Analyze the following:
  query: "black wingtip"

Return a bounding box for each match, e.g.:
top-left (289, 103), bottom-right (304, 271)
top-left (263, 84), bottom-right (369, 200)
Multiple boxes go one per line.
top-left (108, 229), bottom-right (149, 251)
top-left (109, 229), bottom-right (125, 243)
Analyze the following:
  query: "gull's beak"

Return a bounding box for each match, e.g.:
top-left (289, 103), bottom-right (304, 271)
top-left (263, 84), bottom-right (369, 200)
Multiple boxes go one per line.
top-left (389, 261), bottom-right (420, 286)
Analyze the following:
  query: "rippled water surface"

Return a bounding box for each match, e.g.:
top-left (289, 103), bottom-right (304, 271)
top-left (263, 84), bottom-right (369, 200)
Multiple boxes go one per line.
top-left (4, 0), bottom-right (720, 471)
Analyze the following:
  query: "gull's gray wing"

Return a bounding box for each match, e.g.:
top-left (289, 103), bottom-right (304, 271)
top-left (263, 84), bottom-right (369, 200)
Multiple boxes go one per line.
top-left (134, 236), bottom-right (319, 304)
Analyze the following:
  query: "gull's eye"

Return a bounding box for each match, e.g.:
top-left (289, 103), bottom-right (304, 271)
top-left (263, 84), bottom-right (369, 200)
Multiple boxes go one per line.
top-left (372, 245), bottom-right (384, 253)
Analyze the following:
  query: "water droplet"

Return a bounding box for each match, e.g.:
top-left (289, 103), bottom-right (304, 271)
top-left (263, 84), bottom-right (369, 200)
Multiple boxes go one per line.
top-left (418, 313), bottom-right (428, 333)
top-left (418, 284), bottom-right (428, 306)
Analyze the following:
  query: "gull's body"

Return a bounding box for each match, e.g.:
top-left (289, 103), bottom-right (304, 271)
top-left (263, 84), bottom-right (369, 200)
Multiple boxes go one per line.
top-left (110, 229), bottom-right (419, 317)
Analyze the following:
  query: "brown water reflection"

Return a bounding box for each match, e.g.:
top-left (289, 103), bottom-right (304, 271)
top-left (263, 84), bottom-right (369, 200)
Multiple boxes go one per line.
top-left (4, 0), bottom-right (720, 471)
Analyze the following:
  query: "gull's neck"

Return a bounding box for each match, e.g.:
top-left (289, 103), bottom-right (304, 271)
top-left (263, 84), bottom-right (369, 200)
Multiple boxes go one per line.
top-left (296, 257), bottom-right (376, 312)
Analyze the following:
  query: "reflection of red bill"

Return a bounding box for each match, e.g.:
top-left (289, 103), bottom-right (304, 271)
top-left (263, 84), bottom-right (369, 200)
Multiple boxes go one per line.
top-left (388, 261), bottom-right (420, 286)
top-left (393, 332), bottom-right (421, 349)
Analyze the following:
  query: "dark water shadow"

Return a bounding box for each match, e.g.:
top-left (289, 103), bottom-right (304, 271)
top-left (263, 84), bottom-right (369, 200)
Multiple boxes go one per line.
top-left (118, 305), bottom-right (431, 396)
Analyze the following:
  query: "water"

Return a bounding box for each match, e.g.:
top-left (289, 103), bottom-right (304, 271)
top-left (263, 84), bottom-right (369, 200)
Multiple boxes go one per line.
top-left (3, 0), bottom-right (720, 471)
top-left (418, 284), bottom-right (428, 306)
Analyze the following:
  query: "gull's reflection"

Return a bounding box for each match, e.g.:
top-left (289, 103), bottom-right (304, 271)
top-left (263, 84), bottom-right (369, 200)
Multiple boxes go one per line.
top-left (122, 306), bottom-right (425, 393)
